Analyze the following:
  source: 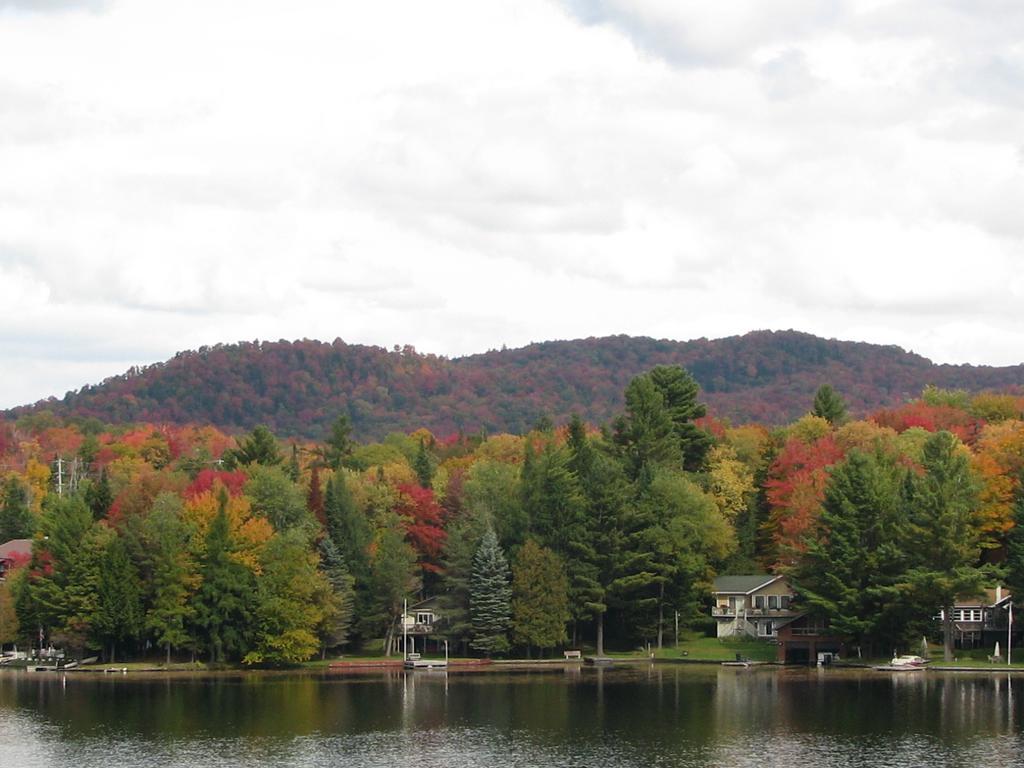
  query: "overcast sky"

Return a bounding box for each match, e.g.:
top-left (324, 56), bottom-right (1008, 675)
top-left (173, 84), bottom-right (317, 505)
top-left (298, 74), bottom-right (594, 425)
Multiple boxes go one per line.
top-left (1, 0), bottom-right (1023, 409)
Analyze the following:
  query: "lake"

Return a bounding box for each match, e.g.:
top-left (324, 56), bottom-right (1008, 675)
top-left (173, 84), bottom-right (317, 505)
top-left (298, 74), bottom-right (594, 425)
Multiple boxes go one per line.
top-left (1, 665), bottom-right (1022, 767)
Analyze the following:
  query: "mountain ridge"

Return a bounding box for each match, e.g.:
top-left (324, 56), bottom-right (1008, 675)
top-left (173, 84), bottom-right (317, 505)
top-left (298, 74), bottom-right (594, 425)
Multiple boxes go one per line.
top-left (6, 330), bottom-right (1024, 438)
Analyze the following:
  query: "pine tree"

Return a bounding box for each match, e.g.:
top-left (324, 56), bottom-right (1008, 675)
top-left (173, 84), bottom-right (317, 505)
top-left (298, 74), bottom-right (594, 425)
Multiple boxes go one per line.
top-left (647, 365), bottom-right (713, 471)
top-left (229, 425), bottom-right (282, 467)
top-left (566, 416), bottom-right (626, 655)
top-left (142, 494), bottom-right (196, 664)
top-left (93, 537), bottom-right (144, 662)
top-left (84, 469), bottom-right (113, 520)
top-left (413, 439), bottom-right (433, 489)
top-left (812, 384), bottom-right (848, 425)
top-left (192, 490), bottom-right (255, 663)
top-left (0, 477), bottom-right (33, 541)
top-left (470, 529), bottom-right (511, 655)
top-left (511, 540), bottom-right (569, 655)
top-left (323, 414), bottom-right (355, 471)
top-left (902, 431), bottom-right (984, 661)
top-left (324, 473), bottom-right (370, 579)
top-left (790, 450), bottom-right (907, 656)
top-left (520, 443), bottom-right (584, 555)
top-left (613, 373), bottom-right (676, 481)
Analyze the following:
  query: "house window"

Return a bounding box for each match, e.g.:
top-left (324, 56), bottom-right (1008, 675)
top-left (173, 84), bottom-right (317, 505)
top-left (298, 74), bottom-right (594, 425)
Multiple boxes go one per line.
top-left (759, 621), bottom-right (775, 637)
top-left (754, 596), bottom-right (765, 609)
top-left (416, 612), bottom-right (433, 625)
top-left (780, 596), bottom-right (791, 610)
top-left (768, 595), bottom-right (779, 610)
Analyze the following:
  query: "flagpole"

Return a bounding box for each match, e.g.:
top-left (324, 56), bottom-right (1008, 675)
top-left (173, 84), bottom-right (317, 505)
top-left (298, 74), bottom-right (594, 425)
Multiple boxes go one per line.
top-left (1008, 602), bottom-right (1013, 667)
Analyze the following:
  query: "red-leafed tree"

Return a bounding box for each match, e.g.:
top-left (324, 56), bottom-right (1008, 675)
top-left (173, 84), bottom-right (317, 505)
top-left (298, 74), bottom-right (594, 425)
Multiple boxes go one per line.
top-left (183, 469), bottom-right (248, 500)
top-left (395, 483), bottom-right (447, 574)
top-left (872, 402), bottom-right (981, 444)
top-left (762, 434), bottom-right (845, 567)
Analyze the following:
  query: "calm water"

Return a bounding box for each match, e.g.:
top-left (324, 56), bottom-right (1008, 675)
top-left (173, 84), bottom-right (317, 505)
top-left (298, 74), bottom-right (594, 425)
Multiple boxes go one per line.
top-left (1, 665), bottom-right (1022, 767)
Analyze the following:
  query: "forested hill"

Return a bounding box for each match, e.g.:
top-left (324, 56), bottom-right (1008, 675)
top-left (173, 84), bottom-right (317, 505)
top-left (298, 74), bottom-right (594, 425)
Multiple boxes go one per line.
top-left (7, 331), bottom-right (1024, 438)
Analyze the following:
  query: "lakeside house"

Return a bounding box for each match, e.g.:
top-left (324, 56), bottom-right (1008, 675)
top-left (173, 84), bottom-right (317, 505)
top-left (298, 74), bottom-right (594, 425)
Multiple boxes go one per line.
top-left (711, 574), bottom-right (844, 663)
top-left (0, 539), bottom-right (32, 582)
top-left (398, 597), bottom-right (444, 655)
top-left (711, 574), bottom-right (798, 640)
top-left (943, 586), bottom-right (1016, 651)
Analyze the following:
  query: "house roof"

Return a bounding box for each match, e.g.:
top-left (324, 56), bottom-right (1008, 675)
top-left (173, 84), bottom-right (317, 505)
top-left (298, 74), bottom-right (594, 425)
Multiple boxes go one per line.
top-left (955, 587), bottom-right (1012, 608)
top-left (0, 539), bottom-right (32, 560)
top-left (712, 574), bottom-right (782, 595)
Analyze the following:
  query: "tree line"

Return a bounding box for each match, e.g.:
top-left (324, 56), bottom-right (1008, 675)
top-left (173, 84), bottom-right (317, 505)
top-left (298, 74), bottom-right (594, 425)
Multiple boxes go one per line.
top-left (2, 371), bottom-right (1024, 663)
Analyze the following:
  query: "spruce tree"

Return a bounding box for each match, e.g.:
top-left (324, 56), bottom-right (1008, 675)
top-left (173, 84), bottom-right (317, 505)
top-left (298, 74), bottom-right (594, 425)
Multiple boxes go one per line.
top-left (83, 469), bottom-right (113, 520)
top-left (470, 529), bottom-right (511, 655)
top-left (0, 477), bottom-right (33, 541)
top-left (812, 384), bottom-right (848, 425)
top-left (317, 537), bottom-right (355, 655)
top-left (413, 439), bottom-right (433, 489)
top-left (613, 373), bottom-right (676, 481)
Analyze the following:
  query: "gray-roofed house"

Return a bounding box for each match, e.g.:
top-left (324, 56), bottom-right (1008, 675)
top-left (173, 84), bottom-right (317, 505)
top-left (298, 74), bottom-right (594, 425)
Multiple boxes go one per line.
top-left (711, 574), bottom-right (798, 639)
top-left (0, 538), bottom-right (32, 581)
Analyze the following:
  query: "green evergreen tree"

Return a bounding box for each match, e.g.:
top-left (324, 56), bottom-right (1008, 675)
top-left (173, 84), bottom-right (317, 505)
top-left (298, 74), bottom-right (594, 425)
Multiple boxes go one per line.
top-left (413, 439), bottom-right (433, 489)
top-left (229, 425), bottom-right (282, 467)
top-left (520, 442), bottom-right (584, 555)
top-left (613, 373), bottom-right (676, 482)
top-left (1006, 490), bottom-right (1024, 599)
top-left (470, 529), bottom-right (511, 656)
top-left (902, 431), bottom-right (984, 661)
top-left (287, 443), bottom-right (302, 483)
top-left (92, 537), bottom-right (144, 662)
top-left (565, 415), bottom-right (626, 655)
top-left (812, 384), bottom-right (848, 425)
top-left (316, 537), bottom-right (355, 655)
top-left (790, 450), bottom-right (907, 656)
top-left (141, 493), bottom-right (196, 664)
top-left (324, 473), bottom-right (371, 580)
top-left (511, 539), bottom-right (569, 655)
top-left (647, 365), bottom-right (713, 471)
top-left (84, 469), bottom-right (113, 520)
top-left (192, 490), bottom-right (255, 663)
top-left (15, 495), bottom-right (95, 645)
top-left (323, 414), bottom-right (355, 471)
top-left (0, 477), bottom-right (34, 541)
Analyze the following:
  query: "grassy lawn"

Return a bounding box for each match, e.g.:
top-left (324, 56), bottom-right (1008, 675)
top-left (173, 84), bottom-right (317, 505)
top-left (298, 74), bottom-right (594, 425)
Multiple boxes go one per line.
top-left (605, 633), bottom-right (777, 663)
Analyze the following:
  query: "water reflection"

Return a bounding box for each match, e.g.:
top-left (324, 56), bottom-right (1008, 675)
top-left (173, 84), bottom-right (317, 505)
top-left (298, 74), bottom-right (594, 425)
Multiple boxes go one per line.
top-left (1, 666), bottom-right (1023, 768)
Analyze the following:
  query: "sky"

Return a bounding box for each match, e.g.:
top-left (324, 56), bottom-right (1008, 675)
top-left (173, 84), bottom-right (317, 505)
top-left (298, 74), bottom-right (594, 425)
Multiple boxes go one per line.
top-left (1, 0), bottom-right (1023, 409)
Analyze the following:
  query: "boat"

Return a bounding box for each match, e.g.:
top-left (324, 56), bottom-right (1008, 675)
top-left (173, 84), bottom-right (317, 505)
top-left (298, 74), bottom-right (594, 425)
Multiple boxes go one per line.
top-left (873, 655), bottom-right (928, 671)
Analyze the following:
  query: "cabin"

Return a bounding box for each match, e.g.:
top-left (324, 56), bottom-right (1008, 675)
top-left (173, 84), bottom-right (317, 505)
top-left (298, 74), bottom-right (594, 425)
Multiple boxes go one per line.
top-left (711, 574), bottom-right (799, 639)
top-left (0, 539), bottom-right (32, 581)
top-left (942, 585), bottom-right (1016, 650)
top-left (398, 597), bottom-right (445, 655)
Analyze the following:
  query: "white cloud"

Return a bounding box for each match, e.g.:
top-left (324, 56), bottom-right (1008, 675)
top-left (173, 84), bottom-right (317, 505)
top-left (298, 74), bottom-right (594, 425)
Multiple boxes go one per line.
top-left (2, 0), bottom-right (1024, 409)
